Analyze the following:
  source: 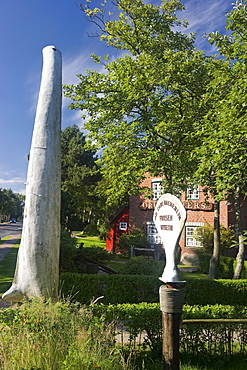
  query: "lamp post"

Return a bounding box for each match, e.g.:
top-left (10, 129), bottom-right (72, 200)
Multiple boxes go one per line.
top-left (153, 194), bottom-right (187, 370)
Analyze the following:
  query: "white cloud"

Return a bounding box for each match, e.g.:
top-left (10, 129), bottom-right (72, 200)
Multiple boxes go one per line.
top-left (0, 177), bottom-right (24, 184)
top-left (0, 176), bottom-right (26, 195)
top-left (180, 0), bottom-right (232, 52)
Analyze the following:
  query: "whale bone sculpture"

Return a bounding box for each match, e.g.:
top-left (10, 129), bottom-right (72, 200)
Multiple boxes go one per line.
top-left (2, 45), bottom-right (62, 302)
top-left (153, 193), bottom-right (187, 283)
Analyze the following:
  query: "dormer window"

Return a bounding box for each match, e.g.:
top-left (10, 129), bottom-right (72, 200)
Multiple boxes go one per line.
top-left (119, 222), bottom-right (128, 231)
top-left (152, 178), bottom-right (163, 200)
top-left (186, 185), bottom-right (199, 200)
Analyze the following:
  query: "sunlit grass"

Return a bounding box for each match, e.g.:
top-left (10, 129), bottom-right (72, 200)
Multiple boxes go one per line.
top-left (0, 235), bottom-right (11, 245)
top-left (74, 235), bottom-right (106, 249)
top-left (0, 299), bottom-right (134, 370)
top-left (0, 241), bottom-right (19, 296)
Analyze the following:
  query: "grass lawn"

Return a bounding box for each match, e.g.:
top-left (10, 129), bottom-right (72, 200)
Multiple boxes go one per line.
top-left (73, 235), bottom-right (106, 249)
top-left (0, 240), bottom-right (19, 296)
top-left (0, 235), bottom-right (11, 244)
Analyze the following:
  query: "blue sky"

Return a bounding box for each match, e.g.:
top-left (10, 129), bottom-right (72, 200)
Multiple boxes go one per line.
top-left (0, 0), bottom-right (233, 194)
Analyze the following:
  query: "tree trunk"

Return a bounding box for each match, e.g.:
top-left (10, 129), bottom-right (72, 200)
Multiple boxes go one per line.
top-left (233, 188), bottom-right (245, 280)
top-left (208, 200), bottom-right (220, 279)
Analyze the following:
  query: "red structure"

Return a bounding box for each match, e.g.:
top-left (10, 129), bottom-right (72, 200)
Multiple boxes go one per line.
top-left (106, 205), bottom-right (129, 252)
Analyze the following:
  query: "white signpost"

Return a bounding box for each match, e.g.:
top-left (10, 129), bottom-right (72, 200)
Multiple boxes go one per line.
top-left (154, 193), bottom-right (187, 370)
top-left (153, 193), bottom-right (187, 283)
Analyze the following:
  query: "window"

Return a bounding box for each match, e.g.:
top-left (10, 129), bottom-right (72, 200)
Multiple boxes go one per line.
top-left (185, 223), bottom-right (204, 247)
top-left (186, 185), bottom-right (199, 200)
top-left (147, 222), bottom-right (162, 245)
top-left (119, 222), bottom-right (127, 231)
top-left (152, 179), bottom-right (163, 200)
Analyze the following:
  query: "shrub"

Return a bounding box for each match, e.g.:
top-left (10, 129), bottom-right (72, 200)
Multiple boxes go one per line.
top-left (117, 256), bottom-right (165, 277)
top-left (194, 223), bottom-right (236, 254)
top-left (60, 230), bottom-right (78, 272)
top-left (198, 254), bottom-right (247, 279)
top-left (91, 303), bottom-right (247, 357)
top-left (60, 273), bottom-right (247, 306)
top-left (115, 228), bottom-right (149, 256)
top-left (60, 273), bottom-right (162, 304)
top-left (83, 223), bottom-right (99, 236)
top-left (0, 299), bottom-right (134, 370)
top-left (78, 245), bottom-right (111, 262)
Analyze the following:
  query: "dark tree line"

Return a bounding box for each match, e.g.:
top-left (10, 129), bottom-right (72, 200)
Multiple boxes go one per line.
top-left (0, 188), bottom-right (24, 222)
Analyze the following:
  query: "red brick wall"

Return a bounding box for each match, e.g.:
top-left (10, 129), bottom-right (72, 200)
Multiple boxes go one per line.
top-left (127, 174), bottom-right (247, 257)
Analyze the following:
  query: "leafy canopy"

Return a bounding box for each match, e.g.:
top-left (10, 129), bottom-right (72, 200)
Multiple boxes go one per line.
top-left (64, 0), bottom-right (210, 205)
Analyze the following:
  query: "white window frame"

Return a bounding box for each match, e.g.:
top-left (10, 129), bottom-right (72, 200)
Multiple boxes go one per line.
top-left (119, 222), bottom-right (128, 231)
top-left (146, 221), bottom-right (162, 245)
top-left (185, 222), bottom-right (204, 247)
top-left (152, 178), bottom-right (163, 200)
top-left (186, 185), bottom-right (199, 200)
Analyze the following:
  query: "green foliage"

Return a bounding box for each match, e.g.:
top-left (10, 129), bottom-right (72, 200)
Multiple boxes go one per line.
top-left (59, 230), bottom-right (78, 273)
top-left (0, 299), bottom-right (133, 370)
top-left (64, 0), bottom-right (210, 205)
top-left (0, 240), bottom-right (20, 296)
top-left (198, 254), bottom-right (247, 279)
top-left (0, 188), bottom-right (24, 222)
top-left (194, 223), bottom-right (236, 255)
top-left (60, 272), bottom-right (247, 306)
top-left (60, 273), bottom-right (161, 304)
top-left (78, 245), bottom-right (111, 262)
top-left (60, 125), bottom-right (102, 232)
top-left (83, 223), bottom-right (99, 236)
top-left (92, 302), bottom-right (247, 360)
top-left (115, 228), bottom-right (149, 256)
top-left (117, 256), bottom-right (165, 277)
top-left (184, 279), bottom-right (247, 306)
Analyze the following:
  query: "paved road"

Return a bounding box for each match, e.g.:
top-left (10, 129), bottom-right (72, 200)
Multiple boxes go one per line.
top-left (0, 222), bottom-right (22, 239)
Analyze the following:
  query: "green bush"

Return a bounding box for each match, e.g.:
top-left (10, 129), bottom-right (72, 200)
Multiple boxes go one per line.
top-left (198, 254), bottom-right (247, 279)
top-left (0, 299), bottom-right (134, 370)
top-left (194, 223), bottom-right (236, 254)
top-left (115, 228), bottom-right (149, 256)
top-left (60, 272), bottom-right (247, 306)
top-left (60, 230), bottom-right (78, 272)
top-left (60, 273), bottom-right (162, 304)
top-left (117, 256), bottom-right (165, 277)
top-left (91, 302), bottom-right (247, 357)
top-left (83, 223), bottom-right (99, 236)
top-left (184, 279), bottom-right (247, 306)
top-left (78, 245), bottom-right (111, 262)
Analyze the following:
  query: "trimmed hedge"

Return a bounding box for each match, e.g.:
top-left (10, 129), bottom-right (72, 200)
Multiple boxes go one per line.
top-left (60, 272), bottom-right (247, 306)
top-left (198, 254), bottom-right (247, 279)
top-left (60, 273), bottom-right (162, 304)
top-left (90, 303), bottom-right (247, 356)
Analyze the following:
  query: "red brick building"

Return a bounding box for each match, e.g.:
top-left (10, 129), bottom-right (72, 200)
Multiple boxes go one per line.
top-left (106, 175), bottom-right (247, 259)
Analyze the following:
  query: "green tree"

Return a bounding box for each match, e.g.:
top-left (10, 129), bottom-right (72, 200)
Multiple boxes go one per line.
top-left (194, 223), bottom-right (236, 255)
top-left (0, 188), bottom-right (24, 222)
top-left (64, 0), bottom-right (210, 207)
top-left (61, 125), bottom-right (101, 232)
top-left (200, 1), bottom-right (247, 279)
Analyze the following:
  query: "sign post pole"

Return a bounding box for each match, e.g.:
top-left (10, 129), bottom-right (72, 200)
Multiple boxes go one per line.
top-left (153, 194), bottom-right (187, 370)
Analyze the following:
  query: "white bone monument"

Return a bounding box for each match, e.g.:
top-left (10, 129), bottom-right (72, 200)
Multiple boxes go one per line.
top-left (2, 45), bottom-right (62, 302)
